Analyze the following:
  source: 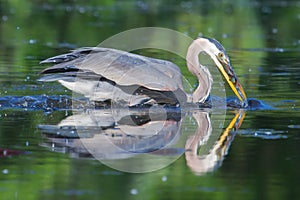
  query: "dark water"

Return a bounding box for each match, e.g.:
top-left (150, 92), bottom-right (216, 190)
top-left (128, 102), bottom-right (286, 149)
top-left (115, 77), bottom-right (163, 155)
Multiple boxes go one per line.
top-left (1, 1), bottom-right (300, 200)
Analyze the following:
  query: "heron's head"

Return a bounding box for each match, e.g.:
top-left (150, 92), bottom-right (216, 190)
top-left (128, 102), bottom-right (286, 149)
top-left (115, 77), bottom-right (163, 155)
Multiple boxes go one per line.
top-left (197, 37), bottom-right (247, 105)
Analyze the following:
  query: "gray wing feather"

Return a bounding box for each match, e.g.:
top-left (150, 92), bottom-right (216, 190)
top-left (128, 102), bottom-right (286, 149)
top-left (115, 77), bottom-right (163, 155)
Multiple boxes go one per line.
top-left (40, 47), bottom-right (183, 91)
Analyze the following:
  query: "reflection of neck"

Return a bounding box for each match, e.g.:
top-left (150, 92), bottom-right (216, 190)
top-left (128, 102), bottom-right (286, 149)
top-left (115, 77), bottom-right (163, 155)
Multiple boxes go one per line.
top-left (185, 112), bottom-right (218, 175)
top-left (185, 111), bottom-right (213, 175)
top-left (185, 112), bottom-right (211, 155)
top-left (186, 39), bottom-right (213, 103)
top-left (185, 110), bottom-right (245, 175)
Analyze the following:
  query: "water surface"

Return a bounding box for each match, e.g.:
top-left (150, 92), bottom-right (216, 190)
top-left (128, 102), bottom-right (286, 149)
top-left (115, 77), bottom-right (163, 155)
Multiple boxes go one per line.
top-left (0, 1), bottom-right (300, 200)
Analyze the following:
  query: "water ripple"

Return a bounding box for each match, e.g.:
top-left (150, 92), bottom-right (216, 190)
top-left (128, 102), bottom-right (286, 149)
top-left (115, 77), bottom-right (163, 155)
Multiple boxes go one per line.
top-left (0, 95), bottom-right (275, 111)
top-left (237, 129), bottom-right (288, 139)
top-left (226, 97), bottom-right (274, 110)
top-left (0, 95), bottom-right (91, 111)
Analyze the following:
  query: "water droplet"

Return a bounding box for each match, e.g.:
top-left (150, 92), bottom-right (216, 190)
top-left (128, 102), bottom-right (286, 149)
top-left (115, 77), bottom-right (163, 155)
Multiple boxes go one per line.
top-left (162, 176), bottom-right (167, 182)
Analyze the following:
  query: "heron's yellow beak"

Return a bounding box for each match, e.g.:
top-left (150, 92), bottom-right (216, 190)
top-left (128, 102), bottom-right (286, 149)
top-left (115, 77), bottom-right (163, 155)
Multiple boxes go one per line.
top-left (215, 59), bottom-right (247, 106)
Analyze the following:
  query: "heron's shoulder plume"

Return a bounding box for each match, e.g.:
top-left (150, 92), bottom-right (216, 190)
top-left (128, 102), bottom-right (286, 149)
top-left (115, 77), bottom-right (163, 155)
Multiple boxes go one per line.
top-left (39, 47), bottom-right (108, 65)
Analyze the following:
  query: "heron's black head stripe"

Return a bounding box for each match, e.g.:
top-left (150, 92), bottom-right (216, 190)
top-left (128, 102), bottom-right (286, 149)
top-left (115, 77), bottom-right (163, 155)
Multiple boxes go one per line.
top-left (202, 37), bottom-right (226, 52)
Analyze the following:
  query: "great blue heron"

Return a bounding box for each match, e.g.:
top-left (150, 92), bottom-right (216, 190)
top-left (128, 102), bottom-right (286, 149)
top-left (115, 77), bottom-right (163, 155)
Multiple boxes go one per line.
top-left (39, 37), bottom-right (247, 106)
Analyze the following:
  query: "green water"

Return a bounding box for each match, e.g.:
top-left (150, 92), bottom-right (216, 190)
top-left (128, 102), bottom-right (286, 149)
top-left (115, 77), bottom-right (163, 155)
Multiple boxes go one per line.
top-left (0, 1), bottom-right (300, 200)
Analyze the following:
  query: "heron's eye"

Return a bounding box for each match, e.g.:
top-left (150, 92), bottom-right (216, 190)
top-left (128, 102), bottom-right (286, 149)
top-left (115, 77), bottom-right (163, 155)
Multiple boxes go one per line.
top-left (218, 52), bottom-right (225, 58)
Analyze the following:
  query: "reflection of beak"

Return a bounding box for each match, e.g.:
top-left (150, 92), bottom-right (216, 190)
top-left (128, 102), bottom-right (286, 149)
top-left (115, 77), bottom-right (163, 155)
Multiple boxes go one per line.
top-left (214, 59), bottom-right (247, 105)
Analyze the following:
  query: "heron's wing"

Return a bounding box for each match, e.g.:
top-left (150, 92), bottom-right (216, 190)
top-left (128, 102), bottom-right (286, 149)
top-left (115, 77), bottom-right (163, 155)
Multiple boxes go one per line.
top-left (40, 47), bottom-right (183, 91)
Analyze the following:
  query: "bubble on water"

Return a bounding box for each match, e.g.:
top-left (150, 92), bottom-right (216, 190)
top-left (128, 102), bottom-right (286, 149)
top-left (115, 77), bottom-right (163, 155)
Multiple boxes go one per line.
top-left (28, 39), bottom-right (36, 44)
top-left (275, 48), bottom-right (284, 53)
top-left (130, 188), bottom-right (138, 195)
top-left (265, 131), bottom-right (272, 135)
top-left (2, 169), bottom-right (9, 174)
top-left (78, 6), bottom-right (86, 14)
top-left (261, 6), bottom-right (272, 14)
top-left (272, 28), bottom-right (278, 34)
top-left (288, 125), bottom-right (300, 129)
top-left (27, 76), bottom-right (30, 80)
top-left (65, 5), bottom-right (73, 12)
top-left (180, 1), bottom-right (193, 9)
top-left (45, 42), bottom-right (54, 47)
top-left (2, 15), bottom-right (8, 21)
top-left (238, 129), bottom-right (287, 139)
top-left (222, 33), bottom-right (228, 38)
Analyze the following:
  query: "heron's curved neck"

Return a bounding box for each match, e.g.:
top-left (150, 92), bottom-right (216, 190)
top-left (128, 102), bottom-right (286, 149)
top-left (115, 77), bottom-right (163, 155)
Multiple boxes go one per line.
top-left (186, 39), bottom-right (213, 103)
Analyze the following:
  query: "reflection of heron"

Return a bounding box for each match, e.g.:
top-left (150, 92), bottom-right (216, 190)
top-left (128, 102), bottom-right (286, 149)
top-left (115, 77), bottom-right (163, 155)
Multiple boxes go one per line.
top-left (39, 109), bottom-right (184, 173)
top-left (39, 37), bottom-right (247, 106)
top-left (39, 109), bottom-right (183, 159)
top-left (39, 108), bottom-right (245, 174)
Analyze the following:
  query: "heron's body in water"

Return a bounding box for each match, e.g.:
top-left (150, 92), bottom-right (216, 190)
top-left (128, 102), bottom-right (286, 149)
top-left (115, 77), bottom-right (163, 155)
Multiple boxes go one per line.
top-left (39, 37), bottom-right (247, 107)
